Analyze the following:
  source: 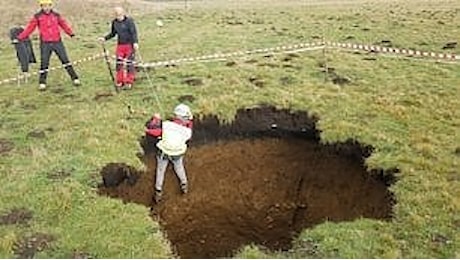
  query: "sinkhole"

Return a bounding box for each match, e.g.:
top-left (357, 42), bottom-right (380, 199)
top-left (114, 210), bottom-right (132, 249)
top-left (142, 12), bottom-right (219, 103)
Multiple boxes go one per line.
top-left (98, 105), bottom-right (397, 258)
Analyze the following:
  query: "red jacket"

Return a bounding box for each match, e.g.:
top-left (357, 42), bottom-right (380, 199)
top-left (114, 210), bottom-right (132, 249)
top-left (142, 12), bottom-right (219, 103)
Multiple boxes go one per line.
top-left (145, 116), bottom-right (193, 138)
top-left (18, 10), bottom-right (74, 42)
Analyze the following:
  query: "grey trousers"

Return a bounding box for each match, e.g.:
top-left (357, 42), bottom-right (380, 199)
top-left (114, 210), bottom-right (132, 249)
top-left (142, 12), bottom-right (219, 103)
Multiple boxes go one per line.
top-left (155, 152), bottom-right (188, 192)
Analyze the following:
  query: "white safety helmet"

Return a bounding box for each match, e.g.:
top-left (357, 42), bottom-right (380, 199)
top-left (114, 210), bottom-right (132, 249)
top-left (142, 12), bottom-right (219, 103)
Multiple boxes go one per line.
top-left (173, 103), bottom-right (192, 119)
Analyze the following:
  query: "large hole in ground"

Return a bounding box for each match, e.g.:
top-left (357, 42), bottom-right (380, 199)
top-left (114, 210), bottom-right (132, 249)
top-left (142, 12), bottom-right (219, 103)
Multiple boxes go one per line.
top-left (98, 105), bottom-right (397, 258)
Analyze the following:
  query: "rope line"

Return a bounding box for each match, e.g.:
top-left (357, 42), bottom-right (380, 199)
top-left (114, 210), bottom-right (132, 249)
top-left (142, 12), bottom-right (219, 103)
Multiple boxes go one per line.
top-left (1, 41), bottom-right (458, 86)
top-left (0, 53), bottom-right (105, 85)
top-left (136, 48), bottom-right (165, 115)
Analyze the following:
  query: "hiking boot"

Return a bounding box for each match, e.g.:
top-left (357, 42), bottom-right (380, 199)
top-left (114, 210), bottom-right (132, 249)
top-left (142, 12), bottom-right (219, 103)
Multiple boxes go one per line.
top-left (116, 82), bottom-right (123, 90)
top-left (38, 83), bottom-right (47, 91)
top-left (180, 183), bottom-right (188, 194)
top-left (73, 79), bottom-right (81, 86)
top-left (154, 190), bottom-right (162, 203)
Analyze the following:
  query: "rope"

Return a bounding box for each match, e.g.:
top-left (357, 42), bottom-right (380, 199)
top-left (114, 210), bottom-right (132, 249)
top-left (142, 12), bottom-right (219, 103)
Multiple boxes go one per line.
top-left (137, 42), bottom-right (326, 68)
top-left (136, 48), bottom-right (165, 116)
top-left (1, 41), bottom-right (458, 86)
top-left (329, 42), bottom-right (459, 60)
top-left (0, 52), bottom-right (104, 85)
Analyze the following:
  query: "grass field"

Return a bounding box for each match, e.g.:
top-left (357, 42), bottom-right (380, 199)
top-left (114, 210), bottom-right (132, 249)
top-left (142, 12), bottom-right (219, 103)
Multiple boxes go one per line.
top-left (0, 0), bottom-right (459, 258)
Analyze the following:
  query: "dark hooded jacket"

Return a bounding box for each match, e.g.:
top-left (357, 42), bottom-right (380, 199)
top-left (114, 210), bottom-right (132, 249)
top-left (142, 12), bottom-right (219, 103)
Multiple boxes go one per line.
top-left (10, 27), bottom-right (36, 73)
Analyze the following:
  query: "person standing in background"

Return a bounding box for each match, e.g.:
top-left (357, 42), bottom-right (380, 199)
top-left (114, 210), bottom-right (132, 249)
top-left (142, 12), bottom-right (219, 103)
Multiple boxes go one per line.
top-left (15, 0), bottom-right (81, 91)
top-left (99, 7), bottom-right (139, 90)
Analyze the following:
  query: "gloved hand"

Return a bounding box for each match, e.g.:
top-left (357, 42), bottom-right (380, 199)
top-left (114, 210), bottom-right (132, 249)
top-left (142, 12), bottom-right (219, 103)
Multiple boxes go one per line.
top-left (133, 43), bottom-right (139, 50)
top-left (146, 113), bottom-right (162, 130)
top-left (98, 37), bottom-right (105, 43)
top-left (11, 39), bottom-right (19, 44)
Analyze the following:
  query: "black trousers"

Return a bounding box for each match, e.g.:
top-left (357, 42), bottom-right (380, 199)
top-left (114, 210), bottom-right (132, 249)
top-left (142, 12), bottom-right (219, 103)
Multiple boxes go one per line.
top-left (39, 41), bottom-right (78, 84)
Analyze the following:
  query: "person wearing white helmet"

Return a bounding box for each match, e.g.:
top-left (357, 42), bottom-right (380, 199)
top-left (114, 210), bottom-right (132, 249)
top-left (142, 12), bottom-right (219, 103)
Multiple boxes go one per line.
top-left (15, 0), bottom-right (80, 91)
top-left (145, 103), bottom-right (194, 203)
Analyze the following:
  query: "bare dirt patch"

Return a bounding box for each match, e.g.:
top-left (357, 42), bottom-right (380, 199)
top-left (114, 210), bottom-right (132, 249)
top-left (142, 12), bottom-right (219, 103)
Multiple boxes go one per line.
top-left (280, 75), bottom-right (296, 85)
top-left (442, 41), bottom-right (457, 50)
top-left (100, 163), bottom-right (140, 188)
top-left (13, 232), bottom-right (55, 258)
top-left (318, 64), bottom-right (352, 86)
top-left (46, 168), bottom-right (73, 181)
top-left (182, 77), bottom-right (204, 87)
top-left (331, 74), bottom-right (351, 85)
top-left (0, 138), bottom-right (14, 155)
top-left (0, 208), bottom-right (33, 225)
top-left (282, 53), bottom-right (300, 62)
top-left (454, 147), bottom-right (460, 156)
top-left (248, 75), bottom-right (265, 88)
top-left (70, 249), bottom-right (93, 259)
top-left (27, 129), bottom-right (46, 139)
top-left (177, 94), bottom-right (195, 103)
top-left (99, 105), bottom-right (396, 258)
top-left (93, 92), bottom-right (114, 102)
top-left (225, 61), bottom-right (237, 67)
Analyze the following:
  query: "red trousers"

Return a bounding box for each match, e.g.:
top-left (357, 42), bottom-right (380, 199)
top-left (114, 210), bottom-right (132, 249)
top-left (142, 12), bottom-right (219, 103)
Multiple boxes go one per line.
top-left (115, 44), bottom-right (135, 85)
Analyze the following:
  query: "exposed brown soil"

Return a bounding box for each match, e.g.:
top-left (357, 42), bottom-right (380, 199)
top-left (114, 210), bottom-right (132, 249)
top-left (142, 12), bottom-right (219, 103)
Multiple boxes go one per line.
top-left (177, 95), bottom-right (196, 103)
top-left (46, 168), bottom-right (73, 181)
top-left (13, 232), bottom-right (55, 258)
top-left (455, 147), bottom-right (460, 156)
top-left (182, 77), bottom-right (204, 87)
top-left (0, 138), bottom-right (14, 155)
top-left (0, 208), bottom-right (33, 225)
top-left (27, 129), bottom-right (46, 139)
top-left (93, 92), bottom-right (114, 102)
top-left (100, 163), bottom-right (140, 188)
top-left (98, 105), bottom-right (397, 258)
top-left (70, 250), bottom-right (93, 259)
top-left (248, 76), bottom-right (265, 88)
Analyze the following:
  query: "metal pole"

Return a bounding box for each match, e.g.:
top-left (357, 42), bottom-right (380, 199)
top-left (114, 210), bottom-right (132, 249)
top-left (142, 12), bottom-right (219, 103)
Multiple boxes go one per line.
top-left (101, 43), bottom-right (119, 93)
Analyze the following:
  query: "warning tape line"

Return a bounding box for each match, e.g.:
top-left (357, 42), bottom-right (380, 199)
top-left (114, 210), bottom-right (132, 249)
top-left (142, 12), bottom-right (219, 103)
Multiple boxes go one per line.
top-left (0, 53), bottom-right (105, 86)
top-left (0, 41), bottom-right (458, 86)
top-left (110, 42), bottom-right (325, 67)
top-left (137, 42), bottom-right (325, 68)
top-left (328, 42), bottom-right (460, 61)
top-left (123, 42), bottom-right (459, 67)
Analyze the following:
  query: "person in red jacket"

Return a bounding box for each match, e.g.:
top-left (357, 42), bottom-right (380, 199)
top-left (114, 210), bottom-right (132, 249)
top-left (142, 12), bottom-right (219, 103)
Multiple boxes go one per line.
top-left (16, 0), bottom-right (80, 91)
top-left (145, 104), bottom-right (194, 203)
top-left (99, 7), bottom-right (139, 90)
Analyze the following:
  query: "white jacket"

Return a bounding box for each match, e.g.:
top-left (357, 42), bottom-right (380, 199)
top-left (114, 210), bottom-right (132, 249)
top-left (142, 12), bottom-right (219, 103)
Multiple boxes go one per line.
top-left (156, 121), bottom-right (192, 156)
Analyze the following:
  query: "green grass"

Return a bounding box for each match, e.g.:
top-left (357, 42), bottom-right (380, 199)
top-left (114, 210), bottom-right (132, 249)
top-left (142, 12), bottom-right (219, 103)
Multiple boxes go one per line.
top-left (1, 0), bottom-right (460, 258)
